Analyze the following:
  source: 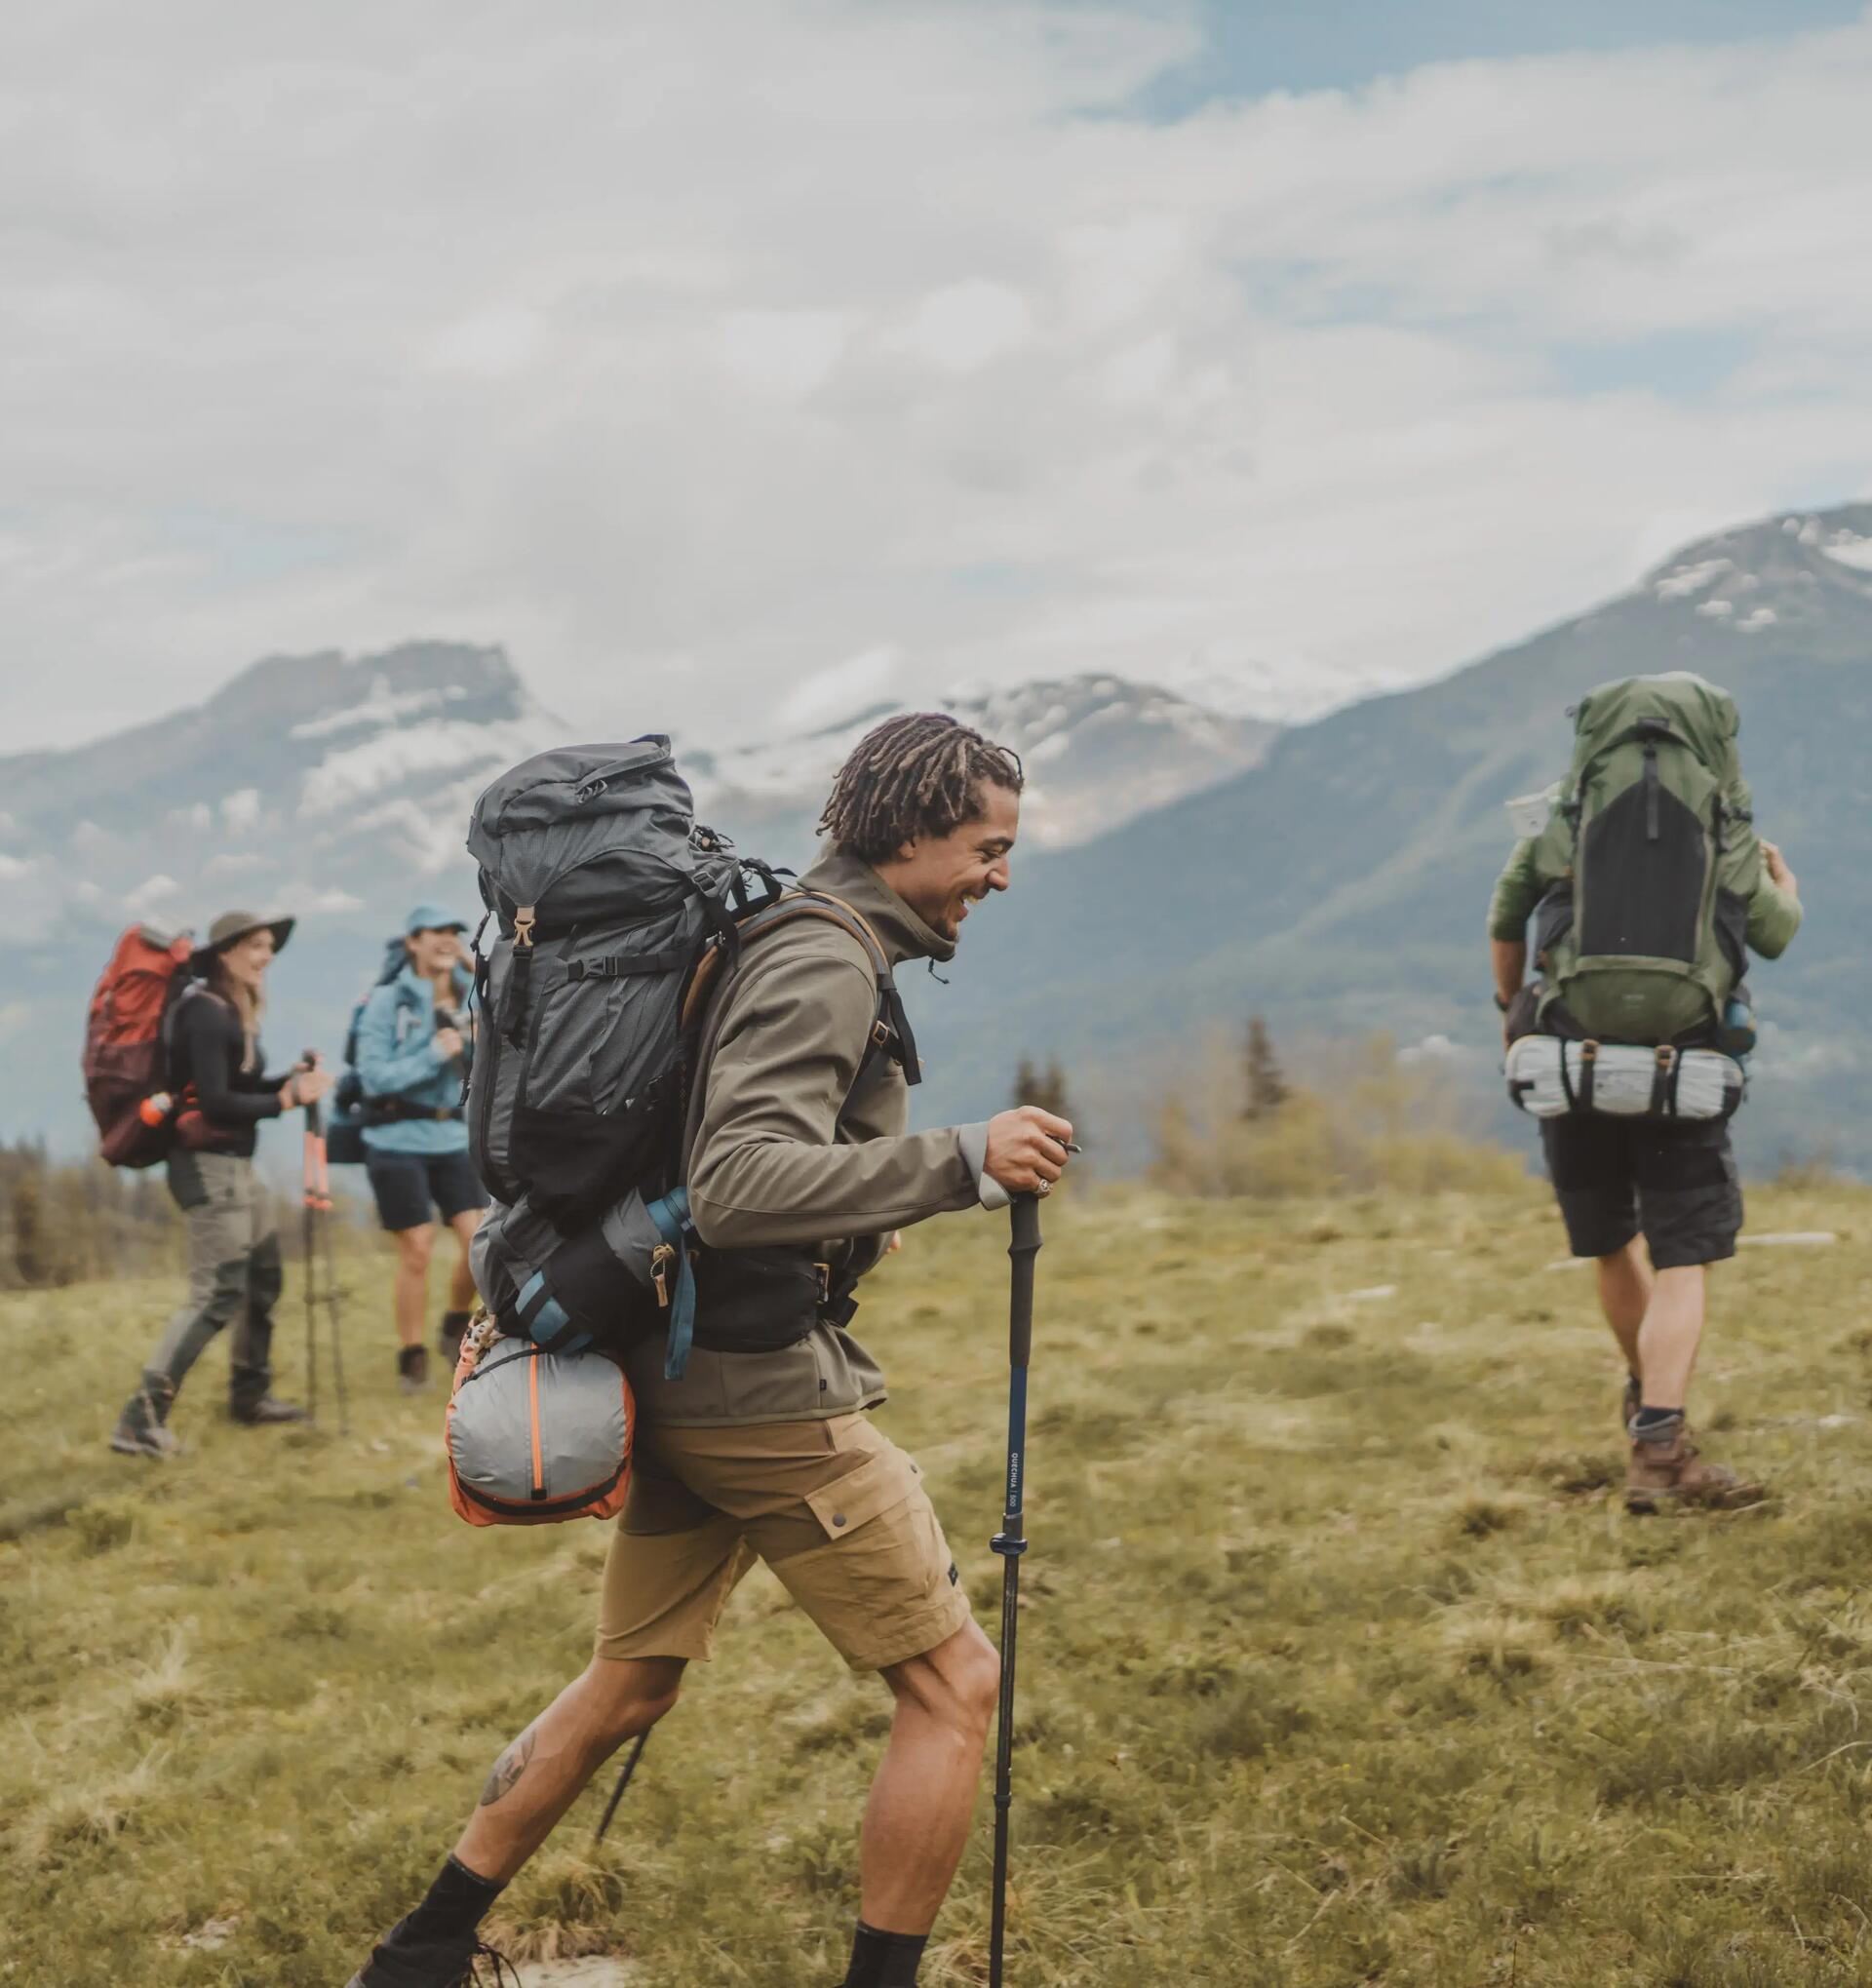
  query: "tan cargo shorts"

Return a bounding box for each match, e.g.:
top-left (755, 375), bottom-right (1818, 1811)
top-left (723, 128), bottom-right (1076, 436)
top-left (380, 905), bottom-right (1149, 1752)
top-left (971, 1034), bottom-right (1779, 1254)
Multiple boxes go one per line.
top-left (594, 1413), bottom-right (971, 1673)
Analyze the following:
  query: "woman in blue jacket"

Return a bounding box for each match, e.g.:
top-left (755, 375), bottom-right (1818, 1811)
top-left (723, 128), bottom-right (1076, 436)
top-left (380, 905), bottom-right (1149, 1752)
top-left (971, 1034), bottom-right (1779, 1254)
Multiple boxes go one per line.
top-left (354, 904), bottom-right (488, 1390)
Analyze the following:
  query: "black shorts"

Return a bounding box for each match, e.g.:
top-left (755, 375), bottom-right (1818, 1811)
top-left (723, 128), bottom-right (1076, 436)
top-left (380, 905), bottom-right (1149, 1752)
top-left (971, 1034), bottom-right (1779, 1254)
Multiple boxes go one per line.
top-left (1540, 1115), bottom-right (1741, 1270)
top-left (364, 1148), bottom-right (488, 1233)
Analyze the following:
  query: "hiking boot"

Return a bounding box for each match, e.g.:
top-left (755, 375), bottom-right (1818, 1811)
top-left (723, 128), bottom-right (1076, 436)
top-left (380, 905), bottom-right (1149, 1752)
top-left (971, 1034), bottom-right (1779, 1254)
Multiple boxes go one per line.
top-left (231, 1396), bottom-right (308, 1425)
top-left (438, 1310), bottom-right (473, 1363)
top-left (345, 1930), bottom-right (521, 1987)
top-left (1625, 1418), bottom-right (1766, 1513)
top-left (109, 1419), bottom-right (180, 1459)
top-left (399, 1345), bottom-right (431, 1394)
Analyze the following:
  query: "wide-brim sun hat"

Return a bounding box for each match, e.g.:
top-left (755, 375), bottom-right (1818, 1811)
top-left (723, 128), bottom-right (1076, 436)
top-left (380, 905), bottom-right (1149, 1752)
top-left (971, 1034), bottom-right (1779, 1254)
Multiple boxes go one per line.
top-left (191, 910), bottom-right (295, 967)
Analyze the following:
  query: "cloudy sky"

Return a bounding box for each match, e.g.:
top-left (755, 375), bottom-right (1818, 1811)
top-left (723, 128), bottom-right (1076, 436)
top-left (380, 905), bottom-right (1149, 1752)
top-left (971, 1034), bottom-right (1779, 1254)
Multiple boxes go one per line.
top-left (5, 0), bottom-right (1871, 752)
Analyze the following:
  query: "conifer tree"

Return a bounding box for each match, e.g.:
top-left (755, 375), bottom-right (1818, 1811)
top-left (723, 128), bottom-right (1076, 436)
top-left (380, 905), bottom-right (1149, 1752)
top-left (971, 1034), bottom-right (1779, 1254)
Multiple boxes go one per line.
top-left (1243, 1014), bottom-right (1290, 1121)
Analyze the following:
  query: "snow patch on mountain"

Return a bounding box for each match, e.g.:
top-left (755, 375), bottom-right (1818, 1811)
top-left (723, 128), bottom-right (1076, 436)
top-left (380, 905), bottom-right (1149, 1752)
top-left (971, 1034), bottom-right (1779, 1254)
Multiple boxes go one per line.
top-left (292, 679), bottom-right (470, 740)
top-left (1654, 557), bottom-right (1731, 601)
top-left (299, 716), bottom-right (558, 817)
top-left (690, 674), bottom-right (1276, 848)
top-left (1822, 529), bottom-right (1872, 573)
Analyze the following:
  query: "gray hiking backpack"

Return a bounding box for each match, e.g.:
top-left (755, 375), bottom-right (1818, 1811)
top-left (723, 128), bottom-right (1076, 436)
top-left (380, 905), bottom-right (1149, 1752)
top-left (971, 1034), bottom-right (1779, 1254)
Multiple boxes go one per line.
top-left (465, 737), bottom-right (919, 1379)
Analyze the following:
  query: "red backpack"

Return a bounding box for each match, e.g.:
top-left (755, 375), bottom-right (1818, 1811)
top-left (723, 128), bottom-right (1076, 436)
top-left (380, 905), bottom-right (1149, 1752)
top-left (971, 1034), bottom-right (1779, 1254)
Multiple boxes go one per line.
top-left (84, 925), bottom-right (196, 1168)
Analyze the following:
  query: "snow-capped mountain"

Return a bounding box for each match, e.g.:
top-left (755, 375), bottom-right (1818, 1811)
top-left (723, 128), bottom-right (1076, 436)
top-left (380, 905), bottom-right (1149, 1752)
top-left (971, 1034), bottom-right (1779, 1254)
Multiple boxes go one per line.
top-left (0, 643), bottom-right (1268, 1150)
top-left (0, 642), bottom-right (562, 940)
top-left (912, 499), bottom-right (1872, 1171)
top-left (686, 676), bottom-right (1276, 852)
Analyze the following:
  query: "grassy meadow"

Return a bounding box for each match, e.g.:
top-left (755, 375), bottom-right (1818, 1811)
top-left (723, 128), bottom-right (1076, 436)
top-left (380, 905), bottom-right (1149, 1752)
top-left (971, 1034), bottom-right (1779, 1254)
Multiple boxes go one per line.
top-left (8, 1178), bottom-right (1872, 1986)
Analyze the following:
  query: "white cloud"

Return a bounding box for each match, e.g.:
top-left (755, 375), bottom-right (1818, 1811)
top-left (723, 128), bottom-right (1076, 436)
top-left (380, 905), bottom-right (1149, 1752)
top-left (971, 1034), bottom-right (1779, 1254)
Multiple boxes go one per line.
top-left (714, 311), bottom-right (855, 401)
top-left (3, 4), bottom-right (1871, 751)
top-left (887, 281), bottom-right (1037, 375)
top-left (124, 873), bottom-right (181, 913)
top-left (774, 644), bottom-right (906, 733)
top-left (221, 788), bottom-right (262, 833)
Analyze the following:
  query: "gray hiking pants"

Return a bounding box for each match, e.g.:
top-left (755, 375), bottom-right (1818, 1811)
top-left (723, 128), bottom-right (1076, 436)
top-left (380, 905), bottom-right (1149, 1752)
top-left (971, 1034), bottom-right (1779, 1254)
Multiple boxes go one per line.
top-left (125, 1151), bottom-right (282, 1426)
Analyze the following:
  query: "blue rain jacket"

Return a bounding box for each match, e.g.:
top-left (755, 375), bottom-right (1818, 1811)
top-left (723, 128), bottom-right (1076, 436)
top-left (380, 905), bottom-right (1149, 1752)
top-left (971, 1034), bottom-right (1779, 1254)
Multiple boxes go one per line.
top-left (355, 962), bottom-right (474, 1156)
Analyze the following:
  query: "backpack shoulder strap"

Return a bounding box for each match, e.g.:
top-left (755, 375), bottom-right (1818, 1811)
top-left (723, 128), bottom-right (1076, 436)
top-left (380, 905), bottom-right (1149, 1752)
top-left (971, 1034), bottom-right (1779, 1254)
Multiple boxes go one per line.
top-left (680, 890), bottom-right (921, 1086)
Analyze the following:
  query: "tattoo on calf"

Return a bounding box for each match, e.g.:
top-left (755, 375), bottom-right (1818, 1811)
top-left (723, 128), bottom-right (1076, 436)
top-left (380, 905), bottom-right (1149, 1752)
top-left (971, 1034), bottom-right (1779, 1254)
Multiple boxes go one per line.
top-left (479, 1726), bottom-right (537, 1807)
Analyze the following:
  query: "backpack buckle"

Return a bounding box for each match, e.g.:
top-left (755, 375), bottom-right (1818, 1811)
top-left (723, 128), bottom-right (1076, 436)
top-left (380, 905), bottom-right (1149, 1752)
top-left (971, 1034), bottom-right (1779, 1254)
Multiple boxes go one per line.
top-left (815, 1261), bottom-right (832, 1305)
top-left (871, 1021), bottom-right (890, 1050)
top-left (513, 905), bottom-right (537, 950)
top-left (650, 1243), bottom-right (676, 1309)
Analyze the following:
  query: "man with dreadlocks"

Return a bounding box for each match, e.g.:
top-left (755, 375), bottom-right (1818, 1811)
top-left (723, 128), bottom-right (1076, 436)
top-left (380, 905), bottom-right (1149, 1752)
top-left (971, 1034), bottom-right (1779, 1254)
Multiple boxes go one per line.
top-left (348, 714), bottom-right (1072, 1988)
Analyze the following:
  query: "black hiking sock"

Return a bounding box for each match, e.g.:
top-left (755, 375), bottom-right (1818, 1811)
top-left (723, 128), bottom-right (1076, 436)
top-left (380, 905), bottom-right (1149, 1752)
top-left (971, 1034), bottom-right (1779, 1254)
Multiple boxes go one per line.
top-left (1634, 1406), bottom-right (1685, 1441)
top-left (442, 1309), bottom-right (473, 1334)
top-left (389, 1854), bottom-right (506, 1949)
top-left (842, 1921), bottom-right (929, 1986)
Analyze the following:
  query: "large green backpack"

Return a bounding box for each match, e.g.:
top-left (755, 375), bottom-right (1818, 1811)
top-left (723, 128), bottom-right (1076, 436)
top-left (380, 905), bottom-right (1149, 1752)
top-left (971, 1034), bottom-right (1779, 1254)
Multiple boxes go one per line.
top-left (1529, 675), bottom-right (1756, 1045)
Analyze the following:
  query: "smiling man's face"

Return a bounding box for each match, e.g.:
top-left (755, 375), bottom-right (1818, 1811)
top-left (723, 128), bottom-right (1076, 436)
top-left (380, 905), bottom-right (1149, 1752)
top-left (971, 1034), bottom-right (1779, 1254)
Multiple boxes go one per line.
top-left (877, 778), bottom-right (1020, 944)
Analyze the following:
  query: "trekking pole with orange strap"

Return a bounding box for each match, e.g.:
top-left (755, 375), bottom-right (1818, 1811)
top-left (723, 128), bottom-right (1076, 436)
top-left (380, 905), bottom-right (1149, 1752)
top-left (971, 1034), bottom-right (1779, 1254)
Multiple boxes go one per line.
top-left (989, 1190), bottom-right (1043, 1987)
top-left (300, 1055), bottom-right (349, 1433)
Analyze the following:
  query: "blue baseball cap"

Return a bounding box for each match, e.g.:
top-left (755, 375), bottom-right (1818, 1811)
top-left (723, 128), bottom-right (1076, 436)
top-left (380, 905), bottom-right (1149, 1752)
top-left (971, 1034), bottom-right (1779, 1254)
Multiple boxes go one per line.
top-left (405, 902), bottom-right (468, 937)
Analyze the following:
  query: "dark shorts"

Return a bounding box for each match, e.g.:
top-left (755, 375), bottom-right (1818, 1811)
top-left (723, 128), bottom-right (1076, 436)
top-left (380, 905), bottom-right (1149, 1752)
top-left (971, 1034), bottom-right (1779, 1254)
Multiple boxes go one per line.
top-left (1540, 1115), bottom-right (1742, 1269)
top-left (364, 1148), bottom-right (488, 1233)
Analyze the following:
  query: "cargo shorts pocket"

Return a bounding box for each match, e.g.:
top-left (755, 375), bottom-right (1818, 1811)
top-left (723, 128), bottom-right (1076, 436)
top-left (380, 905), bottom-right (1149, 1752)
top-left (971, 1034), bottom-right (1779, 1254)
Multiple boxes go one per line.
top-left (801, 1443), bottom-right (921, 1545)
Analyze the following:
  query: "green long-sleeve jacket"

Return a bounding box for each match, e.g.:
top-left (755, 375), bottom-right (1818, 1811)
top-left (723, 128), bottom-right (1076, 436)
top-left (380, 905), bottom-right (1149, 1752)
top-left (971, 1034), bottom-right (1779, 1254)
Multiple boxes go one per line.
top-left (622, 848), bottom-right (1001, 1427)
top-left (1487, 787), bottom-right (1803, 959)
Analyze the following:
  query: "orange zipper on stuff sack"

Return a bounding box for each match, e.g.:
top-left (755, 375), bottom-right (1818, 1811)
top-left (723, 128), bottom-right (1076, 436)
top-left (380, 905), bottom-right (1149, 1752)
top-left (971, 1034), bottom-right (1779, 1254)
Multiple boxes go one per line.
top-left (528, 1355), bottom-right (545, 1501)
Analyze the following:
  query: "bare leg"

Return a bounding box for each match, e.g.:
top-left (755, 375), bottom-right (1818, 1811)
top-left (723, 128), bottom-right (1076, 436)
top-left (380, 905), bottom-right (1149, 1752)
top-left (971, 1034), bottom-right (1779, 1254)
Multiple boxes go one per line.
top-left (1636, 1265), bottom-right (1706, 1412)
top-left (859, 1619), bottom-right (1000, 1933)
top-left (447, 1207), bottom-right (484, 1313)
top-left (391, 1223), bottom-right (435, 1350)
top-left (1595, 1238), bottom-right (1652, 1379)
top-left (454, 1657), bottom-right (683, 1883)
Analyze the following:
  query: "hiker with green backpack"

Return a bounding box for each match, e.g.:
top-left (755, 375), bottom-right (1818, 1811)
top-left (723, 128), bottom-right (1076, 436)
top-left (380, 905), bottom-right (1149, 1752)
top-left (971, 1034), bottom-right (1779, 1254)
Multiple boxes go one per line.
top-left (345, 715), bottom-right (1074, 1988)
top-left (1490, 675), bottom-right (1802, 1512)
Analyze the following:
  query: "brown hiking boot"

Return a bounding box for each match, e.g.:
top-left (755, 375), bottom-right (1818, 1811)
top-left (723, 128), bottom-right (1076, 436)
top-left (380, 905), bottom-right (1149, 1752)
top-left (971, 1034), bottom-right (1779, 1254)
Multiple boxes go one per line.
top-left (1624, 1420), bottom-right (1766, 1513)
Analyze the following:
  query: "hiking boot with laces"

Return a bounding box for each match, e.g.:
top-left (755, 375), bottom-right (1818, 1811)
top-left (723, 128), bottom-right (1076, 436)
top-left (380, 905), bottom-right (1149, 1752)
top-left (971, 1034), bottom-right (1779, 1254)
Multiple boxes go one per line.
top-left (345, 1931), bottom-right (522, 1987)
top-left (1624, 1417), bottom-right (1766, 1513)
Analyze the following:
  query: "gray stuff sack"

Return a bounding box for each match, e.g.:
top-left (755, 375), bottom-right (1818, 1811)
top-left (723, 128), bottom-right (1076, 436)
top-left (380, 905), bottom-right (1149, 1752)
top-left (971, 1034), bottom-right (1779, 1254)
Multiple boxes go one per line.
top-left (1504, 1035), bottom-right (1745, 1120)
top-left (446, 1321), bottom-right (635, 1526)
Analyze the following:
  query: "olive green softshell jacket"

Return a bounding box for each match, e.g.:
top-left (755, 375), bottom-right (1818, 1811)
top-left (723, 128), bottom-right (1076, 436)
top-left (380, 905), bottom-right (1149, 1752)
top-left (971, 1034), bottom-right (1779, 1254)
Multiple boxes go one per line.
top-left (1488, 799), bottom-right (1802, 959)
top-left (622, 849), bottom-right (994, 1427)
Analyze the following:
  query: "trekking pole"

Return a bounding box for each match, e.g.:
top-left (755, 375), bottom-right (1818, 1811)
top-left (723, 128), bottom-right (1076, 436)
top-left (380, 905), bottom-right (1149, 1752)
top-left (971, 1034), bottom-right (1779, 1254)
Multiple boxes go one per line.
top-left (594, 1731), bottom-right (649, 1847)
top-left (302, 1060), bottom-right (349, 1434)
top-left (989, 1191), bottom-right (1042, 1988)
top-left (301, 1099), bottom-right (322, 1426)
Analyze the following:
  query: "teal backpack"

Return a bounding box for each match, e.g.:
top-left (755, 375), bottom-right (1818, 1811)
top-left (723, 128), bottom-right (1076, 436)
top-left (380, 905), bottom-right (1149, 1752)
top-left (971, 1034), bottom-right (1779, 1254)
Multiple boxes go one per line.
top-left (1528, 675), bottom-right (1760, 1046)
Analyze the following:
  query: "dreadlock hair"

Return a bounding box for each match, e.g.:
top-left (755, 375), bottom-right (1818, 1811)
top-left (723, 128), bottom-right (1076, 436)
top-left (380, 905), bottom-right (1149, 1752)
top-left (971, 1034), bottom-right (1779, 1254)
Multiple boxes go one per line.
top-left (817, 713), bottom-right (1025, 865)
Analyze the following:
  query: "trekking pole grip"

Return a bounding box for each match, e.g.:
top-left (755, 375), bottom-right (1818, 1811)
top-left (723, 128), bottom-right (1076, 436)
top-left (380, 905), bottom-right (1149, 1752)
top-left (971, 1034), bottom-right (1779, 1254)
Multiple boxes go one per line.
top-left (1007, 1193), bottom-right (1042, 1369)
top-left (300, 1048), bottom-right (323, 1137)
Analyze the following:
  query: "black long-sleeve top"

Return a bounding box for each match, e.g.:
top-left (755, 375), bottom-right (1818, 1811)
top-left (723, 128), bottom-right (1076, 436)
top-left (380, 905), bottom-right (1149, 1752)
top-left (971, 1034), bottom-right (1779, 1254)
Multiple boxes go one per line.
top-left (175, 989), bottom-right (287, 1158)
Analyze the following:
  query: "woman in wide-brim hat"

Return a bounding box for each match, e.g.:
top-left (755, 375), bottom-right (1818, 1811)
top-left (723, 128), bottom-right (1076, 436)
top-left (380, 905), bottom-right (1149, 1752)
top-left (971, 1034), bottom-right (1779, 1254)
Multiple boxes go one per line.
top-left (109, 910), bottom-right (334, 1458)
